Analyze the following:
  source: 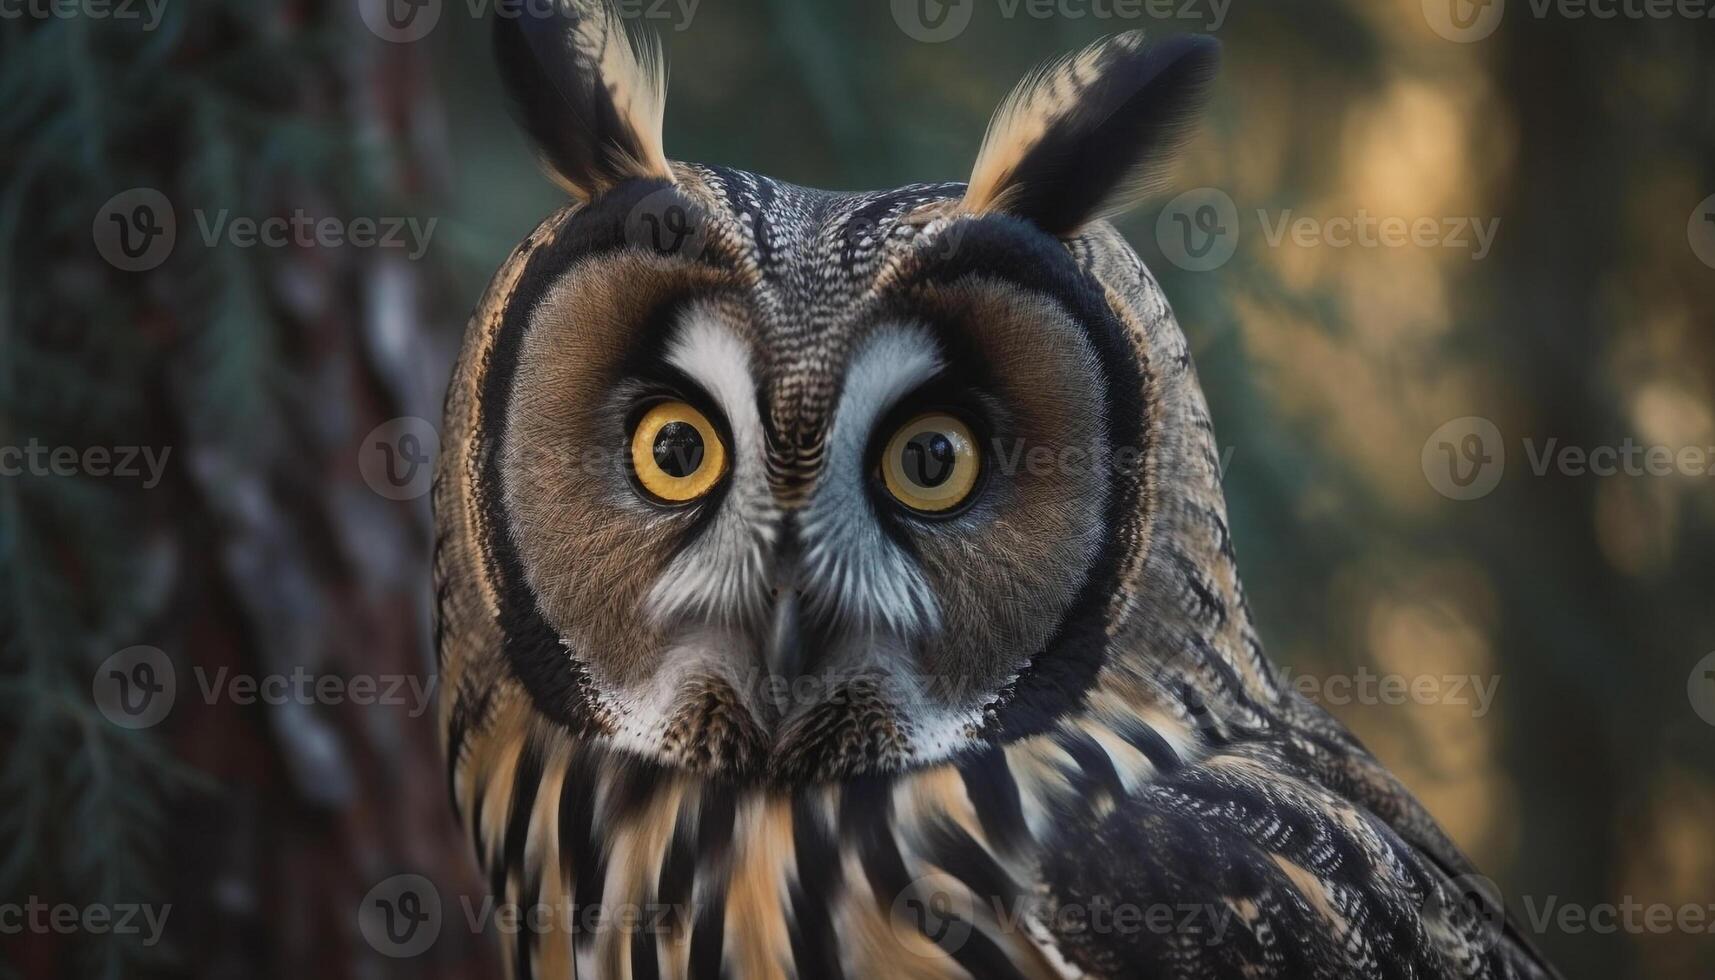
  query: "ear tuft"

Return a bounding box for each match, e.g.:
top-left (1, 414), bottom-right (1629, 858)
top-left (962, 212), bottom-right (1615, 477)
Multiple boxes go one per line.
top-left (494, 0), bottom-right (671, 201)
top-left (962, 33), bottom-right (1219, 237)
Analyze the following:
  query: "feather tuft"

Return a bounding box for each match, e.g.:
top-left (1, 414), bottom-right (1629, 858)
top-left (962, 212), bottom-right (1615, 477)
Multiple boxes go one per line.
top-left (962, 32), bottom-right (1219, 236)
top-left (494, 0), bottom-right (671, 200)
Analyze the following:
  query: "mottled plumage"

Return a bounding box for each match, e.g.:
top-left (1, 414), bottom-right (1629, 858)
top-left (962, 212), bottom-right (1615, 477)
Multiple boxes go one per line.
top-left (434, 3), bottom-right (1563, 978)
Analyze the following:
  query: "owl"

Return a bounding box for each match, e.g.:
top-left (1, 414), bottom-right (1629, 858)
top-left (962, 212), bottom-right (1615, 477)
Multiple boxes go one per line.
top-left (433, 2), bottom-right (1563, 978)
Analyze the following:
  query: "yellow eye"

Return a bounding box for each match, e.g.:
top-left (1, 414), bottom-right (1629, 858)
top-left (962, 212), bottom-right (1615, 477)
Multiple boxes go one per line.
top-left (880, 413), bottom-right (981, 514)
top-left (630, 401), bottom-right (727, 503)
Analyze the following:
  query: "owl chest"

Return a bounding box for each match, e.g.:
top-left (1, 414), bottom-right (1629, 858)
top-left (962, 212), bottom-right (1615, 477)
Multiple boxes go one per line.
top-left (520, 778), bottom-right (1077, 980)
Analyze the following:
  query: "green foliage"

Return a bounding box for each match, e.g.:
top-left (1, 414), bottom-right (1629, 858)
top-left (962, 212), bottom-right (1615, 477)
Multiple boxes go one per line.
top-left (0, 3), bottom-right (364, 975)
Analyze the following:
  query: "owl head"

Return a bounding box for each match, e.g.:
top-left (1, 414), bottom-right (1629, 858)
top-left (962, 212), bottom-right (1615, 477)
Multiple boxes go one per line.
top-left (436, 0), bottom-right (1228, 785)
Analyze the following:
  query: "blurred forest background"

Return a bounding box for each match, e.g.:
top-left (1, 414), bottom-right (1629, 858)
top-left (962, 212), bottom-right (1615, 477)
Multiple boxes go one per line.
top-left (3, 0), bottom-right (1714, 977)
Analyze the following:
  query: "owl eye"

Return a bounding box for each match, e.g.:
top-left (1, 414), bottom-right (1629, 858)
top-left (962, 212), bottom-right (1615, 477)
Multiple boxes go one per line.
top-left (630, 400), bottom-right (727, 504)
top-left (880, 413), bottom-right (981, 514)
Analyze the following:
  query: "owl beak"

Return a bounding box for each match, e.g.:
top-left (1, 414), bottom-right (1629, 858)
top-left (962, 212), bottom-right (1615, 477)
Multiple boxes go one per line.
top-left (765, 586), bottom-right (804, 715)
top-left (764, 520), bottom-right (808, 716)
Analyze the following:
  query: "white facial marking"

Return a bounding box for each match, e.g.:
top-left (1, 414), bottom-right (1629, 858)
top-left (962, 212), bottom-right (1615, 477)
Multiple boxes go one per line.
top-left (799, 324), bottom-right (944, 635)
top-left (644, 309), bottom-right (774, 630)
top-left (596, 625), bottom-right (758, 759)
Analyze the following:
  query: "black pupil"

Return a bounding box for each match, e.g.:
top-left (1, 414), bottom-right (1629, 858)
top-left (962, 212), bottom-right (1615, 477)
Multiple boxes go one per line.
top-left (902, 431), bottom-right (956, 488)
top-left (652, 421), bottom-right (705, 478)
